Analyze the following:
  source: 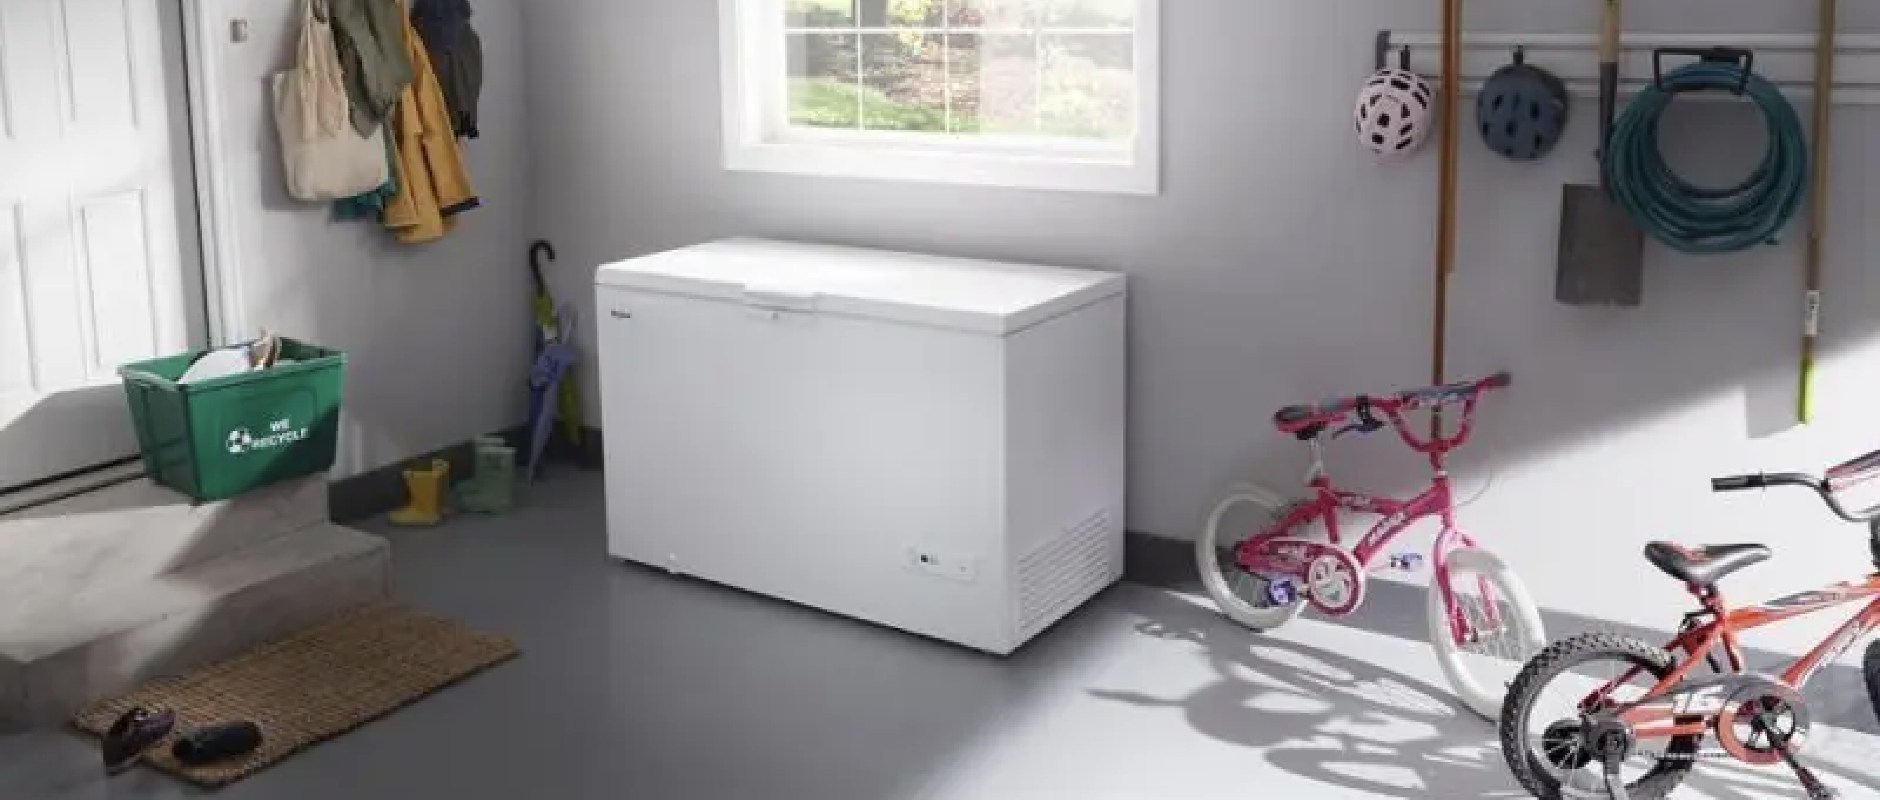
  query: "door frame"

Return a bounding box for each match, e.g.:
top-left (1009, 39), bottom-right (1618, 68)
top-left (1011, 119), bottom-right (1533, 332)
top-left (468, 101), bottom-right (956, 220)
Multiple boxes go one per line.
top-left (0, 0), bottom-right (243, 509)
top-left (179, 0), bottom-right (247, 346)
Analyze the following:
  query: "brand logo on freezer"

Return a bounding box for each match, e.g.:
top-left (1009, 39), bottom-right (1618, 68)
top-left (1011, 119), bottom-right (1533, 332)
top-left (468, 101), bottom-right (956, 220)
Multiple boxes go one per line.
top-left (226, 418), bottom-right (308, 455)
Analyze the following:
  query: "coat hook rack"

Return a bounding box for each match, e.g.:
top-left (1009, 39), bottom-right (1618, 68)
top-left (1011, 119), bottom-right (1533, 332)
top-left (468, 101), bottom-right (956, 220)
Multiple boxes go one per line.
top-left (1373, 31), bottom-right (1413, 71)
top-left (1374, 30), bottom-right (1880, 103)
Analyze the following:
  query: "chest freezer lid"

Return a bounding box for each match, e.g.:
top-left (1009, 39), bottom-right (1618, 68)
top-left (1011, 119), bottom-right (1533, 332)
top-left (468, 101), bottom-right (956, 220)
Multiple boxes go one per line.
top-left (595, 238), bottom-right (1125, 335)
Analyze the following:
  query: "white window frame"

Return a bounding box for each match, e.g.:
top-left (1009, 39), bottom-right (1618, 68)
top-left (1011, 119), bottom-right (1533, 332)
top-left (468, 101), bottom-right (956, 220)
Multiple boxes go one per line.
top-left (718, 0), bottom-right (1160, 195)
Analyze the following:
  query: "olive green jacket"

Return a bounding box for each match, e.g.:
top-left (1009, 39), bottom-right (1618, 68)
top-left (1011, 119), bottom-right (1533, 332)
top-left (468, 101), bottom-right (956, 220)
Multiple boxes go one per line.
top-left (328, 0), bottom-right (413, 136)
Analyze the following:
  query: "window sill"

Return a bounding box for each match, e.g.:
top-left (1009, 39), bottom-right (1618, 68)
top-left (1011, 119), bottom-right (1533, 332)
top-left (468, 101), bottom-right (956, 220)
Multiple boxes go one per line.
top-left (723, 139), bottom-right (1160, 196)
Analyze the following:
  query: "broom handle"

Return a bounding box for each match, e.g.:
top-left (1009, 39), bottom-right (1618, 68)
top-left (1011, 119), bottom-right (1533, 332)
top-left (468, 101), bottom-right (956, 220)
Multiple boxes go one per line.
top-left (1432, 0), bottom-right (1462, 387)
top-left (1597, 0), bottom-right (1620, 192)
top-left (1800, 0), bottom-right (1835, 424)
top-left (1599, 0), bottom-right (1620, 64)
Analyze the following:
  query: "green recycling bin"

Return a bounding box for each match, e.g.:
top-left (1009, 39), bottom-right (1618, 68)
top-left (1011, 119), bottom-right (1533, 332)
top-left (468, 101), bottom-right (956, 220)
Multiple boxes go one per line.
top-left (118, 338), bottom-right (346, 502)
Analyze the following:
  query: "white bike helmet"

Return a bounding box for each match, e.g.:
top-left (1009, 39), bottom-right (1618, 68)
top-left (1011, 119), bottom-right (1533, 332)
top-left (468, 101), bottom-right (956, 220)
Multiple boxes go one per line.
top-left (1354, 67), bottom-right (1435, 157)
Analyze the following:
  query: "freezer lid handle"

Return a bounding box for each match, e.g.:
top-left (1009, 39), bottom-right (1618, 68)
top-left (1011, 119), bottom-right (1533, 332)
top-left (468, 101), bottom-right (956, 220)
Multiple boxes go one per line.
top-left (741, 287), bottom-right (820, 312)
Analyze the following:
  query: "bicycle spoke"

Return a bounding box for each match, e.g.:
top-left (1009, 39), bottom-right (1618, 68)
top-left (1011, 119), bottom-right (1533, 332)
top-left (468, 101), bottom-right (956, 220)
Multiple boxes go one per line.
top-left (1230, 568), bottom-right (1265, 605)
top-left (1198, 491), bottom-right (1312, 629)
top-left (1444, 568), bottom-right (1536, 692)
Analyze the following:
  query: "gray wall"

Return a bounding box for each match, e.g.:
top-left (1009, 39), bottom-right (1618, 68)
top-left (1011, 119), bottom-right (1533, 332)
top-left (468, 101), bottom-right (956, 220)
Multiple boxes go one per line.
top-left (212, 0), bottom-right (533, 478)
top-left (526, 0), bottom-right (1880, 650)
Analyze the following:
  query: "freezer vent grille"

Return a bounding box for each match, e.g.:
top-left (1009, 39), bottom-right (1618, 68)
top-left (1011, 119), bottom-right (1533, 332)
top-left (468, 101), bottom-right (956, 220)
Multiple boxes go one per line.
top-left (1017, 508), bottom-right (1115, 640)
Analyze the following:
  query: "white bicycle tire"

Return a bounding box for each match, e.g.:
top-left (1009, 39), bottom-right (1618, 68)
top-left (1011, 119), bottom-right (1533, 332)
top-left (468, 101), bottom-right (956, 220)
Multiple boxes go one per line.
top-left (1426, 546), bottom-right (1547, 720)
top-left (1196, 483), bottom-right (1308, 631)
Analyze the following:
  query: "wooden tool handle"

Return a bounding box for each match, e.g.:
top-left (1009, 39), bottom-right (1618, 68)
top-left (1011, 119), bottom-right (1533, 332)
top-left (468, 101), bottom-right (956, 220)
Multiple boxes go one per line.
top-left (1600, 0), bottom-right (1622, 63)
top-left (1799, 0), bottom-right (1836, 425)
top-left (1432, 0), bottom-right (1463, 387)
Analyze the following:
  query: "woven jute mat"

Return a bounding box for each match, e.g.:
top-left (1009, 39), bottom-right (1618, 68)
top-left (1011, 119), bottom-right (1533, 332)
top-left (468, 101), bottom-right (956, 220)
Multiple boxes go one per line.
top-left (72, 602), bottom-right (518, 787)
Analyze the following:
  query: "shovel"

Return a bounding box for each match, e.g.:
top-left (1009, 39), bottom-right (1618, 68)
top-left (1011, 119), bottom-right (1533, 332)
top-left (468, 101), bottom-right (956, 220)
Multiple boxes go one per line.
top-left (1556, 0), bottom-right (1645, 307)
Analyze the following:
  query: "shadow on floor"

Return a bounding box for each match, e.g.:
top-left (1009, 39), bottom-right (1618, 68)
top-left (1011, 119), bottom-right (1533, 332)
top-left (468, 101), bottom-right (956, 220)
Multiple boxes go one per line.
top-left (1155, 536), bottom-right (1880, 737)
top-left (7, 466), bottom-right (1872, 800)
top-left (1094, 588), bottom-right (1878, 800)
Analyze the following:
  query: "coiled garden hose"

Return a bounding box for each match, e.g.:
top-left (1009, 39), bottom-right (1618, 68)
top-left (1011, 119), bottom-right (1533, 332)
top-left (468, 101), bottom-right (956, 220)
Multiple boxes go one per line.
top-left (1604, 61), bottom-right (1809, 255)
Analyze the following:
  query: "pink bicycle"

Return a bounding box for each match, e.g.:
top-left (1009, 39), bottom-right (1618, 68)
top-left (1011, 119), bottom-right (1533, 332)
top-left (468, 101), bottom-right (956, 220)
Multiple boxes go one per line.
top-left (1196, 372), bottom-right (1546, 719)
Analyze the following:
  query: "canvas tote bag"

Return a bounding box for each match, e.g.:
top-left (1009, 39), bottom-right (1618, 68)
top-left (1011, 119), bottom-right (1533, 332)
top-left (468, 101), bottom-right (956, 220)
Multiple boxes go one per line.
top-left (274, 0), bottom-right (389, 201)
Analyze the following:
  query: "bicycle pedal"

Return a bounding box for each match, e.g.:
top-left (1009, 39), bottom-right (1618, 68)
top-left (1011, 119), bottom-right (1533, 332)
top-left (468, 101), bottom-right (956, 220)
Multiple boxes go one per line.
top-left (1387, 553), bottom-right (1425, 572)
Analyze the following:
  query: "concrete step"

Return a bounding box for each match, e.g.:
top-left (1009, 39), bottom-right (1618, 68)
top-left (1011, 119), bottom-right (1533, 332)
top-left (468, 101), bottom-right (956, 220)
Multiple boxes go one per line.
top-left (0, 475), bottom-right (328, 595)
top-left (0, 523), bottom-right (389, 731)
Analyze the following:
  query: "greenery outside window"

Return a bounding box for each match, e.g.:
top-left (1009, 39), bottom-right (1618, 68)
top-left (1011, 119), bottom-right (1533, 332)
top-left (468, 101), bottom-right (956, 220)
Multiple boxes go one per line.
top-left (721, 0), bottom-right (1160, 194)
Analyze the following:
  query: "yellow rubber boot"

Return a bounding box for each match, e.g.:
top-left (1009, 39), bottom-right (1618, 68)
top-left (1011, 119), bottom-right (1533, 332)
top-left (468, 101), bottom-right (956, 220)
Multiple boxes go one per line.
top-left (388, 459), bottom-right (450, 527)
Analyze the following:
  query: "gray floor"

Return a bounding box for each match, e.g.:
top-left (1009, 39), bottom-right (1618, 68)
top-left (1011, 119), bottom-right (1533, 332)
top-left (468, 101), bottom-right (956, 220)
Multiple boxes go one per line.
top-left (3, 470), bottom-right (1877, 799)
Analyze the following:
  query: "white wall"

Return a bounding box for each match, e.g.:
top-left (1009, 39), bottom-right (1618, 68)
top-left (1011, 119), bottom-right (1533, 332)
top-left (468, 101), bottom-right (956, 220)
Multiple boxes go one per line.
top-left (524, 0), bottom-right (1880, 651)
top-left (205, 0), bottom-right (533, 478)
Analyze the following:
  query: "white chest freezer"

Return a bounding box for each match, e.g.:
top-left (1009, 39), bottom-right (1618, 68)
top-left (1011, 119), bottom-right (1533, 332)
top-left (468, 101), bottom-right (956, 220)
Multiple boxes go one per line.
top-left (595, 238), bottom-right (1127, 654)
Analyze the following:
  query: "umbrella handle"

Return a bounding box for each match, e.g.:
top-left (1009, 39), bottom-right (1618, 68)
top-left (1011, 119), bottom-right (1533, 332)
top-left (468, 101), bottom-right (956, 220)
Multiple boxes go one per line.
top-left (529, 240), bottom-right (556, 295)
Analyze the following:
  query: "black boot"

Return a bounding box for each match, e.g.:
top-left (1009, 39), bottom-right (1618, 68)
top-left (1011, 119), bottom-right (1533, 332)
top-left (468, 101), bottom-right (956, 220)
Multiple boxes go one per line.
top-left (101, 707), bottom-right (175, 775)
top-left (171, 720), bottom-right (263, 766)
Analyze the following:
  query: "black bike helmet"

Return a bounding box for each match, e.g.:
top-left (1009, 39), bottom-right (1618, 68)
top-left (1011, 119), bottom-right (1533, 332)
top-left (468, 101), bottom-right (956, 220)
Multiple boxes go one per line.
top-left (1476, 49), bottom-right (1570, 161)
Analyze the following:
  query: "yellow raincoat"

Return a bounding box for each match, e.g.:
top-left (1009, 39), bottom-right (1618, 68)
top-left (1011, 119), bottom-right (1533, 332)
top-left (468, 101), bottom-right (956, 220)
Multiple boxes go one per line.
top-left (383, 0), bottom-right (478, 244)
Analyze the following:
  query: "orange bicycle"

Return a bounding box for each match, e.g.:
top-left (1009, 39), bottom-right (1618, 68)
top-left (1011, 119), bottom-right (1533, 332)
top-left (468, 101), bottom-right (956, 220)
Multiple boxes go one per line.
top-left (1499, 449), bottom-right (1880, 800)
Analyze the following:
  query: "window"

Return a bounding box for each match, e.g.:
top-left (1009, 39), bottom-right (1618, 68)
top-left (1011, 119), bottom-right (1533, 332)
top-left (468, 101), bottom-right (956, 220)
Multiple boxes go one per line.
top-left (720, 0), bottom-right (1159, 194)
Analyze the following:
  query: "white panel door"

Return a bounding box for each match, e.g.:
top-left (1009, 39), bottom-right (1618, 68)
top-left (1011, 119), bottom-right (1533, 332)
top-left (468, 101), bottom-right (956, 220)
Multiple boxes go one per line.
top-left (0, 0), bottom-right (199, 490)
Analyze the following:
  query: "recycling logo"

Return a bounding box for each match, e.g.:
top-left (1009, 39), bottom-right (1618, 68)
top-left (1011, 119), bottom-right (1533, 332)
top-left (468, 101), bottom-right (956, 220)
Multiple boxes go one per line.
top-left (224, 418), bottom-right (309, 456)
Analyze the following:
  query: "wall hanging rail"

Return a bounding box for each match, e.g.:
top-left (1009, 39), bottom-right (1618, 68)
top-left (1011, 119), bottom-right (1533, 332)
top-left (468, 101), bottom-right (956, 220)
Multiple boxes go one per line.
top-left (1375, 32), bottom-right (1880, 103)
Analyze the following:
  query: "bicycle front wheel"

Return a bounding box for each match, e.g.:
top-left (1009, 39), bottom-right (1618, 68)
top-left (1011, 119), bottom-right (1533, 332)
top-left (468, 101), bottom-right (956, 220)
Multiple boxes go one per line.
top-left (1427, 546), bottom-right (1546, 720)
top-left (1196, 484), bottom-right (1307, 631)
top-left (1865, 640), bottom-right (1880, 726)
top-left (1501, 633), bottom-right (1698, 799)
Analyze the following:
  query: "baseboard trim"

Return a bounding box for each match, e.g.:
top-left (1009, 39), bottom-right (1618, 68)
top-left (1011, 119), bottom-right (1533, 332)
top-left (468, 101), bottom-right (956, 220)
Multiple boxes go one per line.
top-left (561, 425), bottom-right (605, 470)
top-left (328, 424), bottom-right (604, 524)
top-left (336, 423), bottom-right (1165, 580)
top-left (430, 423), bottom-right (1176, 585)
top-left (1123, 531), bottom-right (1196, 591)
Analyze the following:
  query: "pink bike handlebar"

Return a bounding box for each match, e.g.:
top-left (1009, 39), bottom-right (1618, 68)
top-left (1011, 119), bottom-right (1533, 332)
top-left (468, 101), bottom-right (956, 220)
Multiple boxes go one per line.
top-left (1271, 371), bottom-right (1511, 454)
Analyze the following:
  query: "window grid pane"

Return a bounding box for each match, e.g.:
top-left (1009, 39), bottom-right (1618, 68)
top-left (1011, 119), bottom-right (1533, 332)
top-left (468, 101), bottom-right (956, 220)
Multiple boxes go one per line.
top-left (781, 0), bottom-right (1134, 143)
top-left (1033, 25), bottom-right (1044, 133)
top-left (785, 0), bottom-right (856, 27)
top-left (862, 33), bottom-right (947, 132)
top-left (786, 32), bottom-right (862, 130)
top-left (942, 21), bottom-right (953, 133)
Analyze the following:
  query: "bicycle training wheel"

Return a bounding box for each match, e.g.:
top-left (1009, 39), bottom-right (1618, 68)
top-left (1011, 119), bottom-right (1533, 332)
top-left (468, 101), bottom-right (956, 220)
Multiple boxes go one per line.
top-left (1500, 633), bottom-right (1698, 799)
top-left (1196, 483), bottom-right (1308, 631)
top-left (1426, 546), bottom-right (1547, 719)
